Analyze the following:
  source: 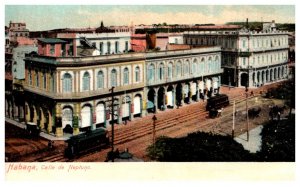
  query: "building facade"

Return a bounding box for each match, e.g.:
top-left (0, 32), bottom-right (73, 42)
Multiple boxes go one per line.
top-left (183, 23), bottom-right (289, 88)
top-left (23, 40), bottom-right (223, 137)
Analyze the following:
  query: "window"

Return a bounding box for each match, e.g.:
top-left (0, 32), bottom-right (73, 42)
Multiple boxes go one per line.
top-left (100, 42), bottom-right (103, 55)
top-left (184, 61), bottom-right (189, 75)
top-left (192, 62), bottom-right (197, 74)
top-left (50, 44), bottom-right (55, 55)
top-left (135, 66), bottom-right (140, 82)
top-left (176, 62), bottom-right (182, 77)
top-left (107, 42), bottom-right (111, 54)
top-left (148, 64), bottom-right (155, 81)
top-left (35, 70), bottom-right (39, 87)
top-left (43, 72), bottom-right (47, 89)
top-left (123, 67), bottom-right (129, 85)
top-left (243, 40), bottom-right (246, 48)
top-left (125, 41), bottom-right (128, 52)
top-left (97, 71), bottom-right (104, 89)
top-left (175, 38), bottom-right (178, 44)
top-left (115, 41), bottom-right (119, 53)
top-left (168, 63), bottom-right (172, 79)
top-left (63, 73), bottom-right (72, 92)
top-left (159, 63), bottom-right (164, 80)
top-left (111, 69), bottom-right (117, 87)
top-left (82, 71), bottom-right (90, 91)
top-left (243, 58), bottom-right (246, 66)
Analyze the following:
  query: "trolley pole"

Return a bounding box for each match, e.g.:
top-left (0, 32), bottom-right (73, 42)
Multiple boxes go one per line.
top-left (232, 100), bottom-right (235, 138)
top-left (110, 86), bottom-right (115, 162)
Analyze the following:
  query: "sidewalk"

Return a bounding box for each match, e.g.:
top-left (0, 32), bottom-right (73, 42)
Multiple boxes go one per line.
top-left (5, 117), bottom-right (69, 141)
top-left (234, 125), bottom-right (263, 153)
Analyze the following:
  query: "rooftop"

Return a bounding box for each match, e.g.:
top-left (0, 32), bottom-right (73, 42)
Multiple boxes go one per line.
top-left (38, 38), bottom-right (68, 44)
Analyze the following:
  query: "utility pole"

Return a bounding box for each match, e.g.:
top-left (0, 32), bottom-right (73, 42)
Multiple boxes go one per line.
top-left (152, 115), bottom-right (157, 153)
top-left (109, 86), bottom-right (115, 162)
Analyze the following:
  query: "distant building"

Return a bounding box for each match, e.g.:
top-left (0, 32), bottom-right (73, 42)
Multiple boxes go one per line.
top-left (8, 21), bottom-right (30, 42)
top-left (183, 22), bottom-right (289, 88)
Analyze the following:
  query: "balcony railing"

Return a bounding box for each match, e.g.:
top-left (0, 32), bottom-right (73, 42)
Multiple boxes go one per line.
top-left (24, 82), bottom-right (144, 99)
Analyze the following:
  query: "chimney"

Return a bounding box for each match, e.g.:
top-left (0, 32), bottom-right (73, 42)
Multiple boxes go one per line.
top-left (246, 18), bottom-right (249, 29)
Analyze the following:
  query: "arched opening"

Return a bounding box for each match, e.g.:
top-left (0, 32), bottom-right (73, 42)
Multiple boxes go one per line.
top-left (274, 68), bottom-right (277, 80)
top-left (166, 85), bottom-right (174, 108)
top-left (266, 70), bottom-right (269, 82)
top-left (81, 104), bottom-right (92, 131)
top-left (122, 95), bottom-right (131, 121)
top-left (133, 94), bottom-right (142, 117)
top-left (157, 87), bottom-right (166, 110)
top-left (241, 73), bottom-right (249, 87)
top-left (270, 69), bottom-right (273, 81)
top-left (257, 71), bottom-right (261, 85)
top-left (278, 67), bottom-right (281, 79)
top-left (62, 106), bottom-right (73, 134)
top-left (96, 102), bottom-right (105, 128)
top-left (262, 71), bottom-right (265, 84)
top-left (176, 83), bottom-right (183, 107)
top-left (147, 88), bottom-right (156, 113)
top-left (252, 72), bottom-right (256, 86)
top-left (190, 82), bottom-right (197, 101)
top-left (205, 79), bottom-right (213, 98)
top-left (199, 81), bottom-right (204, 100)
top-left (183, 83), bottom-right (190, 104)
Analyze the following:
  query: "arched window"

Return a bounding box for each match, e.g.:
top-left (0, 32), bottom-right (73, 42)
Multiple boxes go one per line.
top-left (168, 63), bottom-right (173, 79)
top-left (111, 69), bottom-right (117, 87)
top-left (176, 61), bottom-right (182, 77)
top-left (159, 63), bottom-right (164, 80)
top-left (184, 60), bottom-right (189, 75)
top-left (148, 64), bottom-right (155, 81)
top-left (82, 71), bottom-right (90, 91)
top-left (135, 66), bottom-right (140, 82)
top-left (123, 67), bottom-right (129, 85)
top-left (97, 71), bottom-right (104, 89)
top-left (63, 73), bottom-right (72, 92)
top-left (192, 61), bottom-right (197, 75)
top-left (35, 70), bottom-right (39, 87)
top-left (50, 73), bottom-right (54, 92)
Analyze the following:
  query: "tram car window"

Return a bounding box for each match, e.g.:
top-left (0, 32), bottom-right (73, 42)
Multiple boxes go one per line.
top-left (26, 122), bottom-right (40, 138)
top-left (65, 128), bottom-right (109, 159)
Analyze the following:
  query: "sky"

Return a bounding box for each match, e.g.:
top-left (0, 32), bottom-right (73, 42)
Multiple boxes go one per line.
top-left (5, 4), bottom-right (295, 31)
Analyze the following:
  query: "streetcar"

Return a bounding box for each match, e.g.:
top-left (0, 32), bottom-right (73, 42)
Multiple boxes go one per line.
top-left (64, 128), bottom-right (110, 159)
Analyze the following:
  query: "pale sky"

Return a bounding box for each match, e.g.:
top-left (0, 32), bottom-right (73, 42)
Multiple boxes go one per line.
top-left (5, 5), bottom-right (295, 31)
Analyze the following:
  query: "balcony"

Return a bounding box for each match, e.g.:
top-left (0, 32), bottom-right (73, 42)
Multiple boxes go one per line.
top-left (24, 82), bottom-right (145, 100)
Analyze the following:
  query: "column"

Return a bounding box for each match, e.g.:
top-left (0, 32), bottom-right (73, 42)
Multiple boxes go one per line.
top-left (142, 87), bottom-right (148, 117)
top-left (91, 105), bottom-right (95, 130)
top-left (118, 99), bottom-right (122, 124)
top-left (40, 109), bottom-right (45, 130)
top-left (163, 86), bottom-right (167, 110)
top-left (173, 84), bottom-right (177, 108)
top-left (48, 110), bottom-right (52, 133)
top-left (130, 93), bottom-right (134, 120)
top-left (154, 88), bottom-right (158, 113)
top-left (55, 104), bottom-right (63, 137)
top-left (189, 82), bottom-right (193, 102)
top-left (33, 106), bottom-right (37, 125)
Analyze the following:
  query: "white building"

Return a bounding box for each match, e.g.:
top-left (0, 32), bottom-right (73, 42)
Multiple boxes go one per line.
top-left (183, 22), bottom-right (289, 88)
